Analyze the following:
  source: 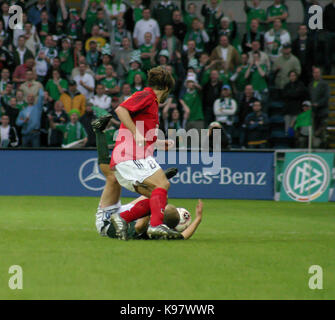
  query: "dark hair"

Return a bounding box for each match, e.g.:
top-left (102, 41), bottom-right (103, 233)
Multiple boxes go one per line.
top-left (147, 66), bottom-right (175, 91)
top-left (163, 204), bottom-right (180, 229)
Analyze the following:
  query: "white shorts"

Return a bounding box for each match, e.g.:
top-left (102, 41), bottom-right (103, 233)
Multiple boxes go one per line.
top-left (114, 156), bottom-right (161, 193)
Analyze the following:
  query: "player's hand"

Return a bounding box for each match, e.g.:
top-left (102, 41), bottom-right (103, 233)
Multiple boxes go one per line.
top-left (195, 199), bottom-right (203, 221)
top-left (135, 132), bottom-right (146, 147)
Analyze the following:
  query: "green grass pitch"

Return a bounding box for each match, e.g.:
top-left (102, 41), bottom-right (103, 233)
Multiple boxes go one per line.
top-left (0, 196), bottom-right (334, 300)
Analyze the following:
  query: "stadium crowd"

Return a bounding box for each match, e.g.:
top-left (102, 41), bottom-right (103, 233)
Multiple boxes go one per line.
top-left (0, 0), bottom-right (333, 149)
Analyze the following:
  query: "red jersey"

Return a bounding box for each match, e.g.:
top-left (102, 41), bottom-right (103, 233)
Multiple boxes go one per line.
top-left (110, 87), bottom-right (159, 168)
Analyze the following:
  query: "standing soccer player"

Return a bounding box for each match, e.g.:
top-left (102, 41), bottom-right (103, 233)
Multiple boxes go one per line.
top-left (109, 66), bottom-right (179, 239)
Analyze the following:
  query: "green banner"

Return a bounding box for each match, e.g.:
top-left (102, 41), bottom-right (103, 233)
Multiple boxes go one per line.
top-left (279, 153), bottom-right (334, 202)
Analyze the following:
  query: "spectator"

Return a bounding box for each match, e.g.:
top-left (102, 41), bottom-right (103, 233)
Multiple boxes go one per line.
top-left (86, 40), bottom-right (101, 73)
top-left (119, 82), bottom-right (132, 102)
top-left (266, 0), bottom-right (289, 29)
top-left (101, 64), bottom-right (120, 96)
top-left (273, 43), bottom-right (301, 90)
top-left (35, 50), bottom-right (48, 84)
top-left (0, 1), bottom-right (12, 39)
top-left (323, 0), bottom-right (335, 74)
top-left (181, 39), bottom-right (199, 72)
top-left (28, 0), bottom-right (54, 26)
top-left (0, 68), bottom-right (10, 93)
top-left (139, 32), bottom-right (156, 73)
top-left (73, 40), bottom-right (85, 68)
top-left (231, 53), bottom-right (250, 100)
top-left (133, 8), bottom-right (160, 49)
top-left (60, 80), bottom-right (86, 116)
top-left (238, 85), bottom-right (260, 127)
top-left (213, 85), bottom-right (237, 138)
top-left (81, 0), bottom-right (100, 37)
top-left (283, 71), bottom-right (308, 133)
top-left (132, 73), bottom-right (145, 92)
top-left (37, 35), bottom-right (58, 65)
top-left (294, 100), bottom-right (312, 148)
top-left (53, 109), bottom-right (88, 147)
top-left (36, 10), bottom-right (56, 45)
top-left (181, 0), bottom-right (197, 31)
top-left (158, 24), bottom-right (181, 63)
top-left (244, 100), bottom-right (269, 148)
top-left (45, 70), bottom-right (68, 102)
top-left (201, 0), bottom-right (223, 52)
top-left (113, 37), bottom-right (134, 78)
top-left (0, 114), bottom-right (19, 148)
top-left (202, 121), bottom-right (230, 151)
top-left (0, 96), bottom-right (19, 127)
top-left (13, 36), bottom-right (34, 67)
top-left (103, 0), bottom-right (126, 26)
top-left (60, 2), bottom-right (84, 41)
top-left (80, 104), bottom-right (96, 147)
top-left (163, 103), bottom-right (185, 131)
top-left (179, 73), bottom-right (204, 131)
top-left (1, 82), bottom-right (14, 105)
top-left (202, 69), bottom-right (223, 126)
top-left (210, 35), bottom-right (240, 72)
top-left (45, 56), bottom-right (65, 83)
top-left (245, 51), bottom-right (268, 103)
top-left (123, 0), bottom-right (144, 32)
top-left (16, 88), bottom-right (44, 147)
top-left (96, 54), bottom-right (112, 82)
top-left (74, 63), bottom-right (95, 100)
top-left (309, 67), bottom-right (330, 136)
top-left (264, 18), bottom-right (291, 62)
top-left (89, 83), bottom-right (112, 111)
top-left (72, 56), bottom-right (95, 79)
top-left (110, 17), bottom-right (132, 51)
top-left (20, 70), bottom-right (44, 103)
top-left (85, 24), bottom-right (107, 52)
top-left (172, 9), bottom-right (187, 43)
top-left (0, 36), bottom-right (14, 71)
top-left (59, 38), bottom-right (74, 78)
top-left (183, 17), bottom-right (209, 53)
top-left (242, 18), bottom-right (265, 53)
top-left (292, 24), bottom-right (315, 85)
top-left (244, 0), bottom-right (267, 32)
top-left (15, 90), bottom-right (28, 111)
top-left (217, 15), bottom-right (238, 50)
top-left (153, 0), bottom-right (179, 32)
top-left (47, 101), bottom-right (69, 147)
top-left (247, 40), bottom-right (271, 73)
top-left (23, 22), bottom-right (41, 57)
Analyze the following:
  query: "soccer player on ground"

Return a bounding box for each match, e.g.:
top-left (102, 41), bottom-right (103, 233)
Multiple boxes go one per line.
top-left (107, 66), bottom-right (180, 239)
top-left (93, 122), bottom-right (203, 240)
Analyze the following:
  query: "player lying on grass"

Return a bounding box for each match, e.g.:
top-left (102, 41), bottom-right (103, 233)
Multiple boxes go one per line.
top-left (93, 123), bottom-right (203, 240)
top-left (108, 66), bottom-right (179, 239)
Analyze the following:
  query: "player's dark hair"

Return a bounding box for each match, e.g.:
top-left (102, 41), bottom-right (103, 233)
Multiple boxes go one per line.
top-left (147, 66), bottom-right (175, 91)
top-left (163, 204), bottom-right (180, 229)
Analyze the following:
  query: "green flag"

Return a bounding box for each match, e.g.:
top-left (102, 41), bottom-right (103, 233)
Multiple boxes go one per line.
top-left (294, 109), bottom-right (312, 130)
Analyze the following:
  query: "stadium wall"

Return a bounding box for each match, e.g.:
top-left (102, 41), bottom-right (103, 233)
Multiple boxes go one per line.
top-left (0, 149), bottom-right (274, 200)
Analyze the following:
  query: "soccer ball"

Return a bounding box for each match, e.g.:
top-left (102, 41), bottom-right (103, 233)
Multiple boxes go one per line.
top-left (175, 208), bottom-right (192, 232)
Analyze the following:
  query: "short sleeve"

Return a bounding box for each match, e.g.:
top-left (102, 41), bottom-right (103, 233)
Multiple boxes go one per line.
top-left (119, 90), bottom-right (154, 113)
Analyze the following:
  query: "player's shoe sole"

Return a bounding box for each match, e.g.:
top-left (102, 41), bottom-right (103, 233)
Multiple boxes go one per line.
top-left (91, 114), bottom-right (114, 132)
top-left (147, 224), bottom-right (182, 240)
top-left (110, 213), bottom-right (128, 240)
top-left (164, 167), bottom-right (178, 180)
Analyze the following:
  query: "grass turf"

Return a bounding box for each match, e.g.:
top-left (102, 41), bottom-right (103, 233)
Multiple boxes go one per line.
top-left (0, 196), bottom-right (334, 300)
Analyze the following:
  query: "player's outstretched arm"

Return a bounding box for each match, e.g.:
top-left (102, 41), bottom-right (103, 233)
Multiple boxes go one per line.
top-left (115, 106), bottom-right (145, 146)
top-left (182, 200), bottom-right (203, 240)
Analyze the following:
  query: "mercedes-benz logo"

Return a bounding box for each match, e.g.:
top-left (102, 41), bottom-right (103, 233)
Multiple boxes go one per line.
top-left (79, 158), bottom-right (106, 191)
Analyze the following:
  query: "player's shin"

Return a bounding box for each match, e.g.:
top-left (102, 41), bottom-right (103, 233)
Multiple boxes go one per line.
top-left (149, 188), bottom-right (167, 227)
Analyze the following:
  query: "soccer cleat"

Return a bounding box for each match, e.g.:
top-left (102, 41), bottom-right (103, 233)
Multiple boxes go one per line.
top-left (91, 114), bottom-right (113, 132)
top-left (95, 208), bottom-right (112, 236)
top-left (110, 213), bottom-right (128, 240)
top-left (164, 167), bottom-right (178, 180)
top-left (147, 224), bottom-right (182, 240)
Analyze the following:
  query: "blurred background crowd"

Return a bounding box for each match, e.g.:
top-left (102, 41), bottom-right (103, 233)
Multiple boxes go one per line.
top-left (0, 0), bottom-right (334, 150)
